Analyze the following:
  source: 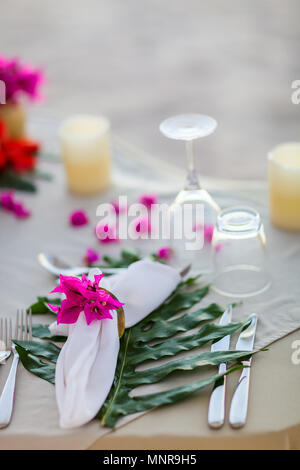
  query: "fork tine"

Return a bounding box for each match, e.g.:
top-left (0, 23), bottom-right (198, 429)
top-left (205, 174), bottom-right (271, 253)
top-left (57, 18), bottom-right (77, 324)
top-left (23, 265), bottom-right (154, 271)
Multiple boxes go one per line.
top-left (4, 319), bottom-right (7, 350)
top-left (15, 310), bottom-right (19, 341)
top-left (8, 319), bottom-right (12, 349)
top-left (25, 310), bottom-right (28, 341)
top-left (28, 309), bottom-right (32, 341)
top-left (20, 310), bottom-right (24, 341)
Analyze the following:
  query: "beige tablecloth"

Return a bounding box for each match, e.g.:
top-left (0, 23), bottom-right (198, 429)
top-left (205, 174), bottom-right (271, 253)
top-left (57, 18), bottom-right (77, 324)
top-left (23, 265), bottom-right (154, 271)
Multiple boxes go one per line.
top-left (0, 130), bottom-right (299, 450)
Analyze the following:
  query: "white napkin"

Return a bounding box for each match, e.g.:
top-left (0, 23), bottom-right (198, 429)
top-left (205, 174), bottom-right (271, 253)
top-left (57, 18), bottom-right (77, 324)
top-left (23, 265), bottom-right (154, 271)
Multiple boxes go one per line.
top-left (50, 259), bottom-right (181, 428)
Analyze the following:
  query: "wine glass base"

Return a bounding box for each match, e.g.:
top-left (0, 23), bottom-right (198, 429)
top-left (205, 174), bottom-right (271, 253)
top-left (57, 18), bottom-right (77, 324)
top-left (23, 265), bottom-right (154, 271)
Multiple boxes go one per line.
top-left (160, 114), bottom-right (217, 140)
top-left (173, 188), bottom-right (220, 212)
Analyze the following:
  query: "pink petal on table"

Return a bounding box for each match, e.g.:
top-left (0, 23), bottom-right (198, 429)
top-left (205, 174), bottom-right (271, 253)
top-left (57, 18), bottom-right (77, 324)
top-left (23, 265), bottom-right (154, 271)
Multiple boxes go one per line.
top-left (111, 200), bottom-right (128, 215)
top-left (157, 246), bottom-right (172, 261)
top-left (69, 210), bottom-right (89, 227)
top-left (204, 224), bottom-right (214, 243)
top-left (138, 194), bottom-right (158, 209)
top-left (214, 242), bottom-right (224, 252)
top-left (134, 216), bottom-right (151, 234)
top-left (84, 248), bottom-right (100, 265)
top-left (0, 191), bottom-right (31, 218)
top-left (12, 201), bottom-right (31, 219)
top-left (95, 223), bottom-right (119, 243)
top-left (0, 191), bottom-right (15, 211)
top-left (193, 223), bottom-right (214, 243)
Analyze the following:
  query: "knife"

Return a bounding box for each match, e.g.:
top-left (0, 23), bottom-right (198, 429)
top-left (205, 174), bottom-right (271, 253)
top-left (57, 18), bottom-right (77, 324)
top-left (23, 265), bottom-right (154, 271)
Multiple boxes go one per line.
top-left (229, 313), bottom-right (258, 429)
top-left (207, 304), bottom-right (232, 428)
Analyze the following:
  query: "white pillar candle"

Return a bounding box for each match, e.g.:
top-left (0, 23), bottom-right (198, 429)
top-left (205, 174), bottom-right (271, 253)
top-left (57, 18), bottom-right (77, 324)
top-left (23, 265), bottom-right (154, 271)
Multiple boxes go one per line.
top-left (268, 142), bottom-right (300, 231)
top-left (59, 114), bottom-right (111, 195)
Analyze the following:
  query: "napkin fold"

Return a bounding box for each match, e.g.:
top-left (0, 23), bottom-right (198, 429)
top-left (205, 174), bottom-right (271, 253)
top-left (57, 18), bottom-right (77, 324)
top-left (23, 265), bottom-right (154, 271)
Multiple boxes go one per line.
top-left (50, 259), bottom-right (181, 428)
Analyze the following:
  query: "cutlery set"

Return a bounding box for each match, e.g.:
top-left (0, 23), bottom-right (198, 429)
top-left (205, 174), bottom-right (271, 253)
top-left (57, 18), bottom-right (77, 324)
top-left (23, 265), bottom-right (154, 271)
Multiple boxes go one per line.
top-left (0, 309), bottom-right (32, 428)
top-left (208, 309), bottom-right (258, 429)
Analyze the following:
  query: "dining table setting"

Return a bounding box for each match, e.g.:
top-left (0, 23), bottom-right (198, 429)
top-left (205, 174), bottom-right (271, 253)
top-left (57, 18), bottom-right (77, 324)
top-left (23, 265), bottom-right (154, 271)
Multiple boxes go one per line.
top-left (0, 81), bottom-right (300, 450)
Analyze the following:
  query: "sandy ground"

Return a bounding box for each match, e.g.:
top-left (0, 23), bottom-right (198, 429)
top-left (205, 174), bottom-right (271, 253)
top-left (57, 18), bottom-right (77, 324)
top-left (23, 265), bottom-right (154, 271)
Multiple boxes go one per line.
top-left (0, 0), bottom-right (300, 179)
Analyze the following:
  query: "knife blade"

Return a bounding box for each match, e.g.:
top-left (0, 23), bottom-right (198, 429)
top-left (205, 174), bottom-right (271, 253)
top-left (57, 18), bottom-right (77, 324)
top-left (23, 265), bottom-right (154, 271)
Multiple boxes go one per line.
top-left (229, 313), bottom-right (258, 429)
top-left (207, 304), bottom-right (232, 428)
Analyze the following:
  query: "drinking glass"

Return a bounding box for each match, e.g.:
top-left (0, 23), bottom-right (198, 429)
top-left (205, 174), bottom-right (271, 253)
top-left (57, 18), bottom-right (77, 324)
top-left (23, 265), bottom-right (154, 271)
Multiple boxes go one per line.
top-left (212, 207), bottom-right (271, 297)
top-left (160, 114), bottom-right (220, 273)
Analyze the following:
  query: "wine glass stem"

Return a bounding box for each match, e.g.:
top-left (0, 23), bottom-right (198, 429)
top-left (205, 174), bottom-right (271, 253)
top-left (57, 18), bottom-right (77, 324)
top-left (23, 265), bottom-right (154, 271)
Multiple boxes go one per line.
top-left (185, 140), bottom-right (200, 190)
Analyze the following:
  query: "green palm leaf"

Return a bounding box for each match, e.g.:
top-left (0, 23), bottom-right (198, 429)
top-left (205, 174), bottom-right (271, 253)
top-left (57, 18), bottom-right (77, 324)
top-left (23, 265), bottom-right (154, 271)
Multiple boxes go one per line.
top-left (17, 277), bottom-right (257, 428)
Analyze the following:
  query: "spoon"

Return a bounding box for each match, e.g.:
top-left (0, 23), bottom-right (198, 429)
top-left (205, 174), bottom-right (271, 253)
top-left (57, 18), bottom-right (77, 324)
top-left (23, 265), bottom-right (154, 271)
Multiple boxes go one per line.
top-left (38, 253), bottom-right (191, 278)
top-left (38, 253), bottom-right (124, 276)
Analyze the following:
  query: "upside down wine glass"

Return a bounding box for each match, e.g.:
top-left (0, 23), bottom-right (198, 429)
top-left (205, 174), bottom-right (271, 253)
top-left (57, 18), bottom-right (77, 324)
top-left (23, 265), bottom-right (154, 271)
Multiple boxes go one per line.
top-left (160, 114), bottom-right (220, 273)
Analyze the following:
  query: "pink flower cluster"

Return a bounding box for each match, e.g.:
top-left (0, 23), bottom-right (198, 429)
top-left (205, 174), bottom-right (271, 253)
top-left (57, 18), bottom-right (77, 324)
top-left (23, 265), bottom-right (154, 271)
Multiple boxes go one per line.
top-left (0, 55), bottom-right (44, 104)
top-left (0, 190), bottom-right (30, 218)
top-left (48, 273), bottom-right (124, 326)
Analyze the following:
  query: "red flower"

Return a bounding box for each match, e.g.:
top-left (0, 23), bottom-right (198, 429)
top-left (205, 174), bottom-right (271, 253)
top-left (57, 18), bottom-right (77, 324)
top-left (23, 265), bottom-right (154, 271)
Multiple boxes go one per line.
top-left (0, 117), bottom-right (39, 174)
top-left (3, 138), bottom-right (39, 172)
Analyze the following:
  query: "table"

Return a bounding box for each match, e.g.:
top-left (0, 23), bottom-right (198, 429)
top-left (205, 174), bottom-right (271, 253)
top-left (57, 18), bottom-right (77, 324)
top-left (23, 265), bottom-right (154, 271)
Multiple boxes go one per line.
top-left (0, 123), bottom-right (299, 449)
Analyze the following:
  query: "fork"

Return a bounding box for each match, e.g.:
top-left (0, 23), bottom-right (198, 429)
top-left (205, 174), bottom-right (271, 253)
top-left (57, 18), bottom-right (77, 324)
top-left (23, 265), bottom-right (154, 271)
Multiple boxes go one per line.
top-left (0, 309), bottom-right (32, 428)
top-left (0, 318), bottom-right (12, 364)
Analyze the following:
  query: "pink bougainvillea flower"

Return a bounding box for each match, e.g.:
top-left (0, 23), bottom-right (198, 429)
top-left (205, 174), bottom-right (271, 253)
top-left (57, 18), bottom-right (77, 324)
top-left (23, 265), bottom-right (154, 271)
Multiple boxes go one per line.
top-left (134, 216), bottom-right (151, 234)
top-left (83, 248), bottom-right (100, 266)
top-left (193, 223), bottom-right (214, 243)
top-left (0, 55), bottom-right (44, 103)
top-left (111, 200), bottom-right (128, 216)
top-left (83, 300), bottom-right (113, 325)
top-left (95, 223), bottom-right (119, 243)
top-left (0, 190), bottom-right (31, 218)
top-left (47, 303), bottom-right (60, 313)
top-left (69, 209), bottom-right (89, 227)
top-left (138, 193), bottom-right (158, 210)
top-left (48, 273), bottom-right (124, 325)
top-left (157, 246), bottom-right (172, 261)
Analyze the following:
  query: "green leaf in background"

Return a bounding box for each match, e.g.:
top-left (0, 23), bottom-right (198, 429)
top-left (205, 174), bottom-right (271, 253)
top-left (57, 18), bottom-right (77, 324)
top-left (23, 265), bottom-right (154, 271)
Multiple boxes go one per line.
top-left (14, 340), bottom-right (61, 363)
top-left (0, 170), bottom-right (37, 192)
top-left (32, 324), bottom-right (67, 342)
top-left (19, 276), bottom-right (258, 428)
top-left (15, 344), bottom-right (56, 384)
top-left (27, 296), bottom-right (61, 315)
top-left (102, 249), bottom-right (141, 268)
top-left (28, 169), bottom-right (53, 181)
